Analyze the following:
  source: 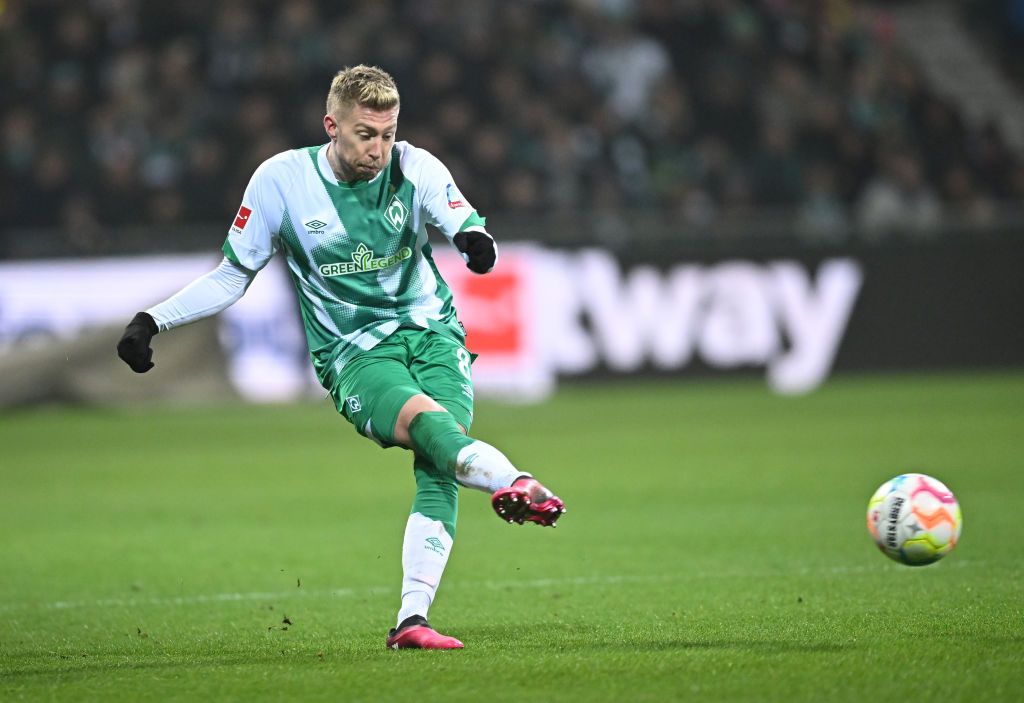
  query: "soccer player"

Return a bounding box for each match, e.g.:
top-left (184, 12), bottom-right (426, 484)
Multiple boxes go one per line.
top-left (116, 65), bottom-right (565, 650)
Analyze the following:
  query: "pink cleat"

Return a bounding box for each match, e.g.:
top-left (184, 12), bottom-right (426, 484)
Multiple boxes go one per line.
top-left (386, 616), bottom-right (464, 650)
top-left (491, 477), bottom-right (565, 527)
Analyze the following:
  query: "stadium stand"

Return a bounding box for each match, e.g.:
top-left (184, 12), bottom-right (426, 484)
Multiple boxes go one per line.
top-left (2, 0), bottom-right (1022, 253)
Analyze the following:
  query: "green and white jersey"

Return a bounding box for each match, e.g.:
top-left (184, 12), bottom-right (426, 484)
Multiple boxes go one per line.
top-left (222, 141), bottom-right (485, 390)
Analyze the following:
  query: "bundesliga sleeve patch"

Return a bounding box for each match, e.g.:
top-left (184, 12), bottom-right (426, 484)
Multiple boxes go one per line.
top-left (446, 183), bottom-right (467, 210)
top-left (233, 205), bottom-right (253, 230)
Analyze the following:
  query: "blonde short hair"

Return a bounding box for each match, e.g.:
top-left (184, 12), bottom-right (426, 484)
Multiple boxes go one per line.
top-left (326, 65), bottom-right (400, 117)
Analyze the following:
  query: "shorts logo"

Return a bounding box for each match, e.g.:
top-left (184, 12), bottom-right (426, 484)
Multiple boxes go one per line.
top-left (424, 537), bottom-right (445, 555)
top-left (446, 183), bottom-right (466, 209)
top-left (385, 195), bottom-right (409, 232)
top-left (233, 205), bottom-right (252, 231)
top-left (346, 395), bottom-right (362, 413)
top-left (319, 243), bottom-right (413, 277)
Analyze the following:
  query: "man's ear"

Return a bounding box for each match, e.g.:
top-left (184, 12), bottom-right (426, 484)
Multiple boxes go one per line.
top-left (324, 114), bottom-right (337, 141)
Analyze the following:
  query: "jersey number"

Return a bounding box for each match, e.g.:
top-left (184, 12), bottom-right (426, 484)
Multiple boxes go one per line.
top-left (456, 348), bottom-right (472, 380)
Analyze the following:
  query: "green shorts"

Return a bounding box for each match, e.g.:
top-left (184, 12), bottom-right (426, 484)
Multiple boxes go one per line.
top-left (330, 328), bottom-right (475, 447)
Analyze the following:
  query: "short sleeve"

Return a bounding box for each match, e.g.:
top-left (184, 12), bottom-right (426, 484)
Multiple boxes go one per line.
top-left (222, 160), bottom-right (286, 272)
top-left (411, 149), bottom-right (486, 241)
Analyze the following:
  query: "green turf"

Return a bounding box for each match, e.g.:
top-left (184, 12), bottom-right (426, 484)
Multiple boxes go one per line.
top-left (1, 371), bottom-right (1022, 702)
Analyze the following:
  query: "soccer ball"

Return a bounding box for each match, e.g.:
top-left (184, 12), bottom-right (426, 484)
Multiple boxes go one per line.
top-left (866, 473), bottom-right (962, 566)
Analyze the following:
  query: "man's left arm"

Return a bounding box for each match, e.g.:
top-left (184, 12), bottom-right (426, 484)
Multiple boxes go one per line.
top-left (452, 229), bottom-right (496, 275)
top-left (416, 152), bottom-right (497, 274)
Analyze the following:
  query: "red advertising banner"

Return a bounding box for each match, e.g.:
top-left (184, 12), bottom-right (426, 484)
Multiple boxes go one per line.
top-left (432, 246), bottom-right (554, 400)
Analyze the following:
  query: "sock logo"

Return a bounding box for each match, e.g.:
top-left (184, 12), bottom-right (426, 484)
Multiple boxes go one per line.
top-left (424, 537), bottom-right (445, 555)
top-left (346, 395), bottom-right (362, 413)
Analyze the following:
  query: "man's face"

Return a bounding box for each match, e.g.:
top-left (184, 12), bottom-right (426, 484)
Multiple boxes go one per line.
top-left (324, 103), bottom-right (399, 182)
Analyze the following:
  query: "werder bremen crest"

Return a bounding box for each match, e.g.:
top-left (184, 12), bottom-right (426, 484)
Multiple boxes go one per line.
top-left (319, 243), bottom-right (412, 277)
top-left (385, 193), bottom-right (410, 232)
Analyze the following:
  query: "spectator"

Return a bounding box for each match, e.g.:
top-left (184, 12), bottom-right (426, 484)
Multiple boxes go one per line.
top-left (581, 11), bottom-right (673, 126)
top-left (857, 147), bottom-right (942, 237)
top-left (749, 121), bottom-right (803, 206)
top-left (797, 162), bottom-right (850, 242)
top-left (940, 163), bottom-right (997, 228)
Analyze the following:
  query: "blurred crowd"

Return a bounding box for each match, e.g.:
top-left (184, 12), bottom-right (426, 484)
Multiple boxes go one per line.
top-left (965, 0), bottom-right (1024, 89)
top-left (3, 0), bottom-right (1024, 250)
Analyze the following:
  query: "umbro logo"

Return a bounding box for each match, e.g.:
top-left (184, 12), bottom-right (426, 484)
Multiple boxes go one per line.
top-left (305, 219), bottom-right (327, 235)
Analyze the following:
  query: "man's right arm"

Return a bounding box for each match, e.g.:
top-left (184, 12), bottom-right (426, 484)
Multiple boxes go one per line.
top-left (117, 154), bottom-right (287, 374)
top-left (146, 257), bottom-right (255, 332)
top-left (116, 257), bottom-right (254, 373)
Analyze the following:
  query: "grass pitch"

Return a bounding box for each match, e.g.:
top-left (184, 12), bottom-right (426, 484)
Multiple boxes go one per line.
top-left (1, 372), bottom-right (1022, 702)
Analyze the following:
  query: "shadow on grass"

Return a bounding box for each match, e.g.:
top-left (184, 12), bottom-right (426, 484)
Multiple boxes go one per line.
top-left (0, 651), bottom-right (347, 681)
top-left (0, 628), bottom-right (861, 680)
top-left (519, 639), bottom-right (854, 654)
top-left (447, 623), bottom-right (855, 655)
top-left (0, 640), bottom-right (390, 681)
top-left (460, 618), bottom-right (864, 654)
top-left (0, 636), bottom-right (851, 680)
top-left (664, 640), bottom-right (850, 653)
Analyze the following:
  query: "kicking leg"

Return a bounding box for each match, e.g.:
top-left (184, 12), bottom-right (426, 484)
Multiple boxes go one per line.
top-left (396, 397), bottom-right (565, 527)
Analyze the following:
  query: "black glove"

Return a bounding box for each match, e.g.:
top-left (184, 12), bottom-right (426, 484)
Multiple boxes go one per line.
top-left (453, 231), bottom-right (496, 274)
top-left (117, 312), bottom-right (158, 373)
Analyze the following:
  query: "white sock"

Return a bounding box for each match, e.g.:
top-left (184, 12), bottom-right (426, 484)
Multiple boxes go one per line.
top-left (454, 440), bottom-right (531, 493)
top-left (396, 513), bottom-right (453, 627)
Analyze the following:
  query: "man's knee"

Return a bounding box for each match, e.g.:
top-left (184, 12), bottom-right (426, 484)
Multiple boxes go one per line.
top-left (394, 394), bottom-right (451, 448)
